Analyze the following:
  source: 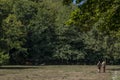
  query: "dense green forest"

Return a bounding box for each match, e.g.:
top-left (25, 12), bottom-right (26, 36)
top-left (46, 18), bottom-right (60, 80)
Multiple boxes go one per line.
top-left (0, 0), bottom-right (120, 65)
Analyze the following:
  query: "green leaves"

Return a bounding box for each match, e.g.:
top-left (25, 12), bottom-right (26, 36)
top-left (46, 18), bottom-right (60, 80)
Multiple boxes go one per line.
top-left (13, 0), bottom-right (38, 25)
top-left (2, 14), bottom-right (24, 49)
top-left (62, 0), bottom-right (72, 5)
top-left (0, 0), bottom-right (120, 65)
top-left (66, 0), bottom-right (120, 33)
top-left (0, 51), bottom-right (9, 65)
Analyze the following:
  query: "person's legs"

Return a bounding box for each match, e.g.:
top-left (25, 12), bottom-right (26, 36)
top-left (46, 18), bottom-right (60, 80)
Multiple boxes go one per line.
top-left (98, 67), bottom-right (101, 73)
top-left (103, 67), bottom-right (106, 72)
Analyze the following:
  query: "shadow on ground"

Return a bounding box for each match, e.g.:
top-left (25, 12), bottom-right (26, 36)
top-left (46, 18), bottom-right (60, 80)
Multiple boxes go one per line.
top-left (0, 66), bottom-right (39, 69)
top-left (107, 68), bottom-right (120, 71)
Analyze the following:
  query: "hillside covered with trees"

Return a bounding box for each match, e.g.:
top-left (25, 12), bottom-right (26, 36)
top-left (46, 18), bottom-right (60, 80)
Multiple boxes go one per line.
top-left (0, 0), bottom-right (120, 65)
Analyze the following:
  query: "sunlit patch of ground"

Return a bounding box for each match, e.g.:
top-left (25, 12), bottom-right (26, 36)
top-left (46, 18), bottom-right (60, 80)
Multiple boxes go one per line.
top-left (0, 65), bottom-right (119, 80)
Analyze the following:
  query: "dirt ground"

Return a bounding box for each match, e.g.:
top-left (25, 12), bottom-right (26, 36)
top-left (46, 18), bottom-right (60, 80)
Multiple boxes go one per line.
top-left (0, 65), bottom-right (119, 80)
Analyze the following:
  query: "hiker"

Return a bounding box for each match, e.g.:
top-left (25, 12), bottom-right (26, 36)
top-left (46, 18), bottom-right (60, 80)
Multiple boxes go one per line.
top-left (102, 60), bottom-right (106, 73)
top-left (97, 61), bottom-right (102, 73)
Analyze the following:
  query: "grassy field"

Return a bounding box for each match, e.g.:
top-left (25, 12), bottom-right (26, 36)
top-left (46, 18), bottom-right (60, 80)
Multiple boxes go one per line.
top-left (0, 65), bottom-right (120, 80)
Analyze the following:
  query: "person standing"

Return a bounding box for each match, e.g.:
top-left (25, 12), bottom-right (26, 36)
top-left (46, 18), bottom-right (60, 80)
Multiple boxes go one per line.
top-left (102, 60), bottom-right (106, 73)
top-left (97, 61), bottom-right (102, 73)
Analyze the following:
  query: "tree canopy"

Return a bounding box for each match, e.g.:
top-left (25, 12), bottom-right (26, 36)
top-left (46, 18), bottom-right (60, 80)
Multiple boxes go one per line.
top-left (0, 0), bottom-right (120, 65)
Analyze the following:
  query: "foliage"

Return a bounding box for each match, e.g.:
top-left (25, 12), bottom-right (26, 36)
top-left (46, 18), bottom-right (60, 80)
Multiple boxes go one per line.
top-left (26, 5), bottom-right (57, 63)
top-left (0, 51), bottom-right (9, 65)
top-left (0, 0), bottom-right (120, 65)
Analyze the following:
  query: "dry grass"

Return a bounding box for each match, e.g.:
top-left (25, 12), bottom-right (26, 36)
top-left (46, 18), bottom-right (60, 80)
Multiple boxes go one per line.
top-left (0, 65), bottom-right (119, 80)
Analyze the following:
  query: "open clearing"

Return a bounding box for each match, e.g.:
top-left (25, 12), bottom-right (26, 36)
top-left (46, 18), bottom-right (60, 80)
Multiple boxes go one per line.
top-left (0, 65), bottom-right (120, 80)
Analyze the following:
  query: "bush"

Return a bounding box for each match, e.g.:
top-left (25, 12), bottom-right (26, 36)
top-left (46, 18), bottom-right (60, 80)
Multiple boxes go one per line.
top-left (0, 52), bottom-right (9, 65)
